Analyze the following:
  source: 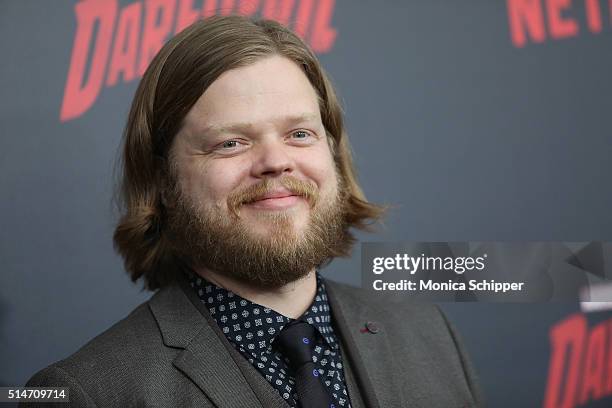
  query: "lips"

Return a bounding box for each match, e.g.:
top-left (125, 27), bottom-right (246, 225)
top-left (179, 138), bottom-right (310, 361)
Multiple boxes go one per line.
top-left (227, 179), bottom-right (316, 215)
top-left (249, 189), bottom-right (299, 203)
top-left (243, 188), bottom-right (303, 210)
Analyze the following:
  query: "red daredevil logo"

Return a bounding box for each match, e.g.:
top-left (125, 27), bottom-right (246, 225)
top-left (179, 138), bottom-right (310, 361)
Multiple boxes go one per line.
top-left (60, 0), bottom-right (337, 122)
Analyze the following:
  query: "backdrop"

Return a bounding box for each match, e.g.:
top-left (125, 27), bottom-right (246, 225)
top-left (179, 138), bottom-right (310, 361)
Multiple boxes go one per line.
top-left (1, 1), bottom-right (611, 407)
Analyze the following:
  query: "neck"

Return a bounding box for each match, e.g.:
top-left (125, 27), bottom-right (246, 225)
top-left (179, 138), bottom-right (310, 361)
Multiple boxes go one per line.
top-left (193, 267), bottom-right (318, 319)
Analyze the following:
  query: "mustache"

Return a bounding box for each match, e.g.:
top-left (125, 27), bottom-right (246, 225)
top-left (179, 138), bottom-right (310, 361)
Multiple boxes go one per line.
top-left (227, 176), bottom-right (318, 216)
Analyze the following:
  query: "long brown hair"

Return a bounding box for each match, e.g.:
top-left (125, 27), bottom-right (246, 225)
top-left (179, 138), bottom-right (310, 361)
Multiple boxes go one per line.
top-left (114, 15), bottom-right (385, 290)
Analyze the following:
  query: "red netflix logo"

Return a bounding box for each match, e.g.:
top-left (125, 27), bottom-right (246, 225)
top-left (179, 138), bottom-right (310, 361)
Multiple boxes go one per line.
top-left (544, 313), bottom-right (612, 408)
top-left (507, 0), bottom-right (611, 47)
top-left (60, 0), bottom-right (337, 122)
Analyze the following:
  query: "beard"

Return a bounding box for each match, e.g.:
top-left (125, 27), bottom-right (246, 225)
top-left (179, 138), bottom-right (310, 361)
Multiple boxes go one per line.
top-left (165, 174), bottom-right (351, 289)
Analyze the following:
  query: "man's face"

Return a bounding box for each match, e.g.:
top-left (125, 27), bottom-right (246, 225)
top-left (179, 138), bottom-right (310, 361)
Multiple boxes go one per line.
top-left (166, 55), bottom-right (348, 288)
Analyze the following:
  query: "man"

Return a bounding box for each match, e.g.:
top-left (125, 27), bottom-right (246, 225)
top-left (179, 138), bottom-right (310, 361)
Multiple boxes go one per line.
top-left (25, 16), bottom-right (483, 407)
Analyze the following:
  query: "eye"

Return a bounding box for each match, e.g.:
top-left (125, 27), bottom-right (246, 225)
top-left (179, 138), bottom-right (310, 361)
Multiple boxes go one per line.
top-left (221, 140), bottom-right (239, 149)
top-left (288, 130), bottom-right (315, 143)
top-left (213, 139), bottom-right (248, 155)
top-left (292, 130), bottom-right (309, 139)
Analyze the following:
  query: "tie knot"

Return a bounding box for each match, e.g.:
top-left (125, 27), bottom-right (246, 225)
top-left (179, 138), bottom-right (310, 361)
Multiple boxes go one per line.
top-left (274, 321), bottom-right (317, 368)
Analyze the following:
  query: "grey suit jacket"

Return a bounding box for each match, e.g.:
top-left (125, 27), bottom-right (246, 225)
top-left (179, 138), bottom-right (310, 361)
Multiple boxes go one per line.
top-left (24, 276), bottom-right (484, 407)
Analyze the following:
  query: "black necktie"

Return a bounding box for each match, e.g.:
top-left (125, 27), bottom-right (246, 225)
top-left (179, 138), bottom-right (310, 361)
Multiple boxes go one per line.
top-left (274, 321), bottom-right (334, 408)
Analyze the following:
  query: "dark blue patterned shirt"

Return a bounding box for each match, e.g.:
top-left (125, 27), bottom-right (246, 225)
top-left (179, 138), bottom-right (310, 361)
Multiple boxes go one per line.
top-left (188, 272), bottom-right (352, 408)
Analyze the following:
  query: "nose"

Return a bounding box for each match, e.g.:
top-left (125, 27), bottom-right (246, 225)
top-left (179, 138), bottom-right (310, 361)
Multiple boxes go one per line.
top-left (250, 138), bottom-right (295, 178)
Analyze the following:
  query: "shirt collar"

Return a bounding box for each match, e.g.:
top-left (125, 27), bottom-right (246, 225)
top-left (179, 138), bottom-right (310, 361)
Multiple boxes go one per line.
top-left (187, 271), bottom-right (339, 358)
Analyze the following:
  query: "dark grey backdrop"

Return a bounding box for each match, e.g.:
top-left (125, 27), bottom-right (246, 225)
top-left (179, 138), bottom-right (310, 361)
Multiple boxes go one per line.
top-left (1, 1), bottom-right (611, 407)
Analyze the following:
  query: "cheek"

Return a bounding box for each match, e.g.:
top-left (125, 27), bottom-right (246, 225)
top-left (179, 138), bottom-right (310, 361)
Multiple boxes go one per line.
top-left (186, 162), bottom-right (247, 208)
top-left (301, 147), bottom-right (338, 193)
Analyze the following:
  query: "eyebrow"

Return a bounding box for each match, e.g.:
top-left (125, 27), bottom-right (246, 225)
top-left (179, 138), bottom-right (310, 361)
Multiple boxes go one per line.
top-left (200, 113), bottom-right (320, 136)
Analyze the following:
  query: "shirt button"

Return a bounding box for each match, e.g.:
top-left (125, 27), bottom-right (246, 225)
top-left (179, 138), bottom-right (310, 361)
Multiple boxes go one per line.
top-left (366, 321), bottom-right (380, 334)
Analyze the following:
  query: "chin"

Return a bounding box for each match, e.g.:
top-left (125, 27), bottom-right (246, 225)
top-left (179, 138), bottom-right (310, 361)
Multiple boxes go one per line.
top-left (246, 217), bottom-right (309, 237)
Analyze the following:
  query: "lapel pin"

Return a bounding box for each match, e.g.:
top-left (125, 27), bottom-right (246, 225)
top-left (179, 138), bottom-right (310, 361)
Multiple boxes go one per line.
top-left (360, 321), bottom-right (380, 334)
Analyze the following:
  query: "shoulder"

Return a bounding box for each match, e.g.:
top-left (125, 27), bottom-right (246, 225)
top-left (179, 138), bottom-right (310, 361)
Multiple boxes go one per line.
top-left (24, 295), bottom-right (174, 406)
top-left (55, 300), bottom-right (162, 372)
top-left (323, 277), bottom-right (485, 406)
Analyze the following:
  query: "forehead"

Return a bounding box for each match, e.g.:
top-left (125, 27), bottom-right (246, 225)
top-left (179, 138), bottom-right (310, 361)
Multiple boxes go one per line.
top-left (183, 55), bottom-right (322, 132)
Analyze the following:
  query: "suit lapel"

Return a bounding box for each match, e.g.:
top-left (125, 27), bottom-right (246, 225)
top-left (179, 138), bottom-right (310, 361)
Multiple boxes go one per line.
top-left (173, 330), bottom-right (263, 408)
top-left (325, 279), bottom-right (409, 408)
top-left (149, 280), bottom-right (270, 408)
